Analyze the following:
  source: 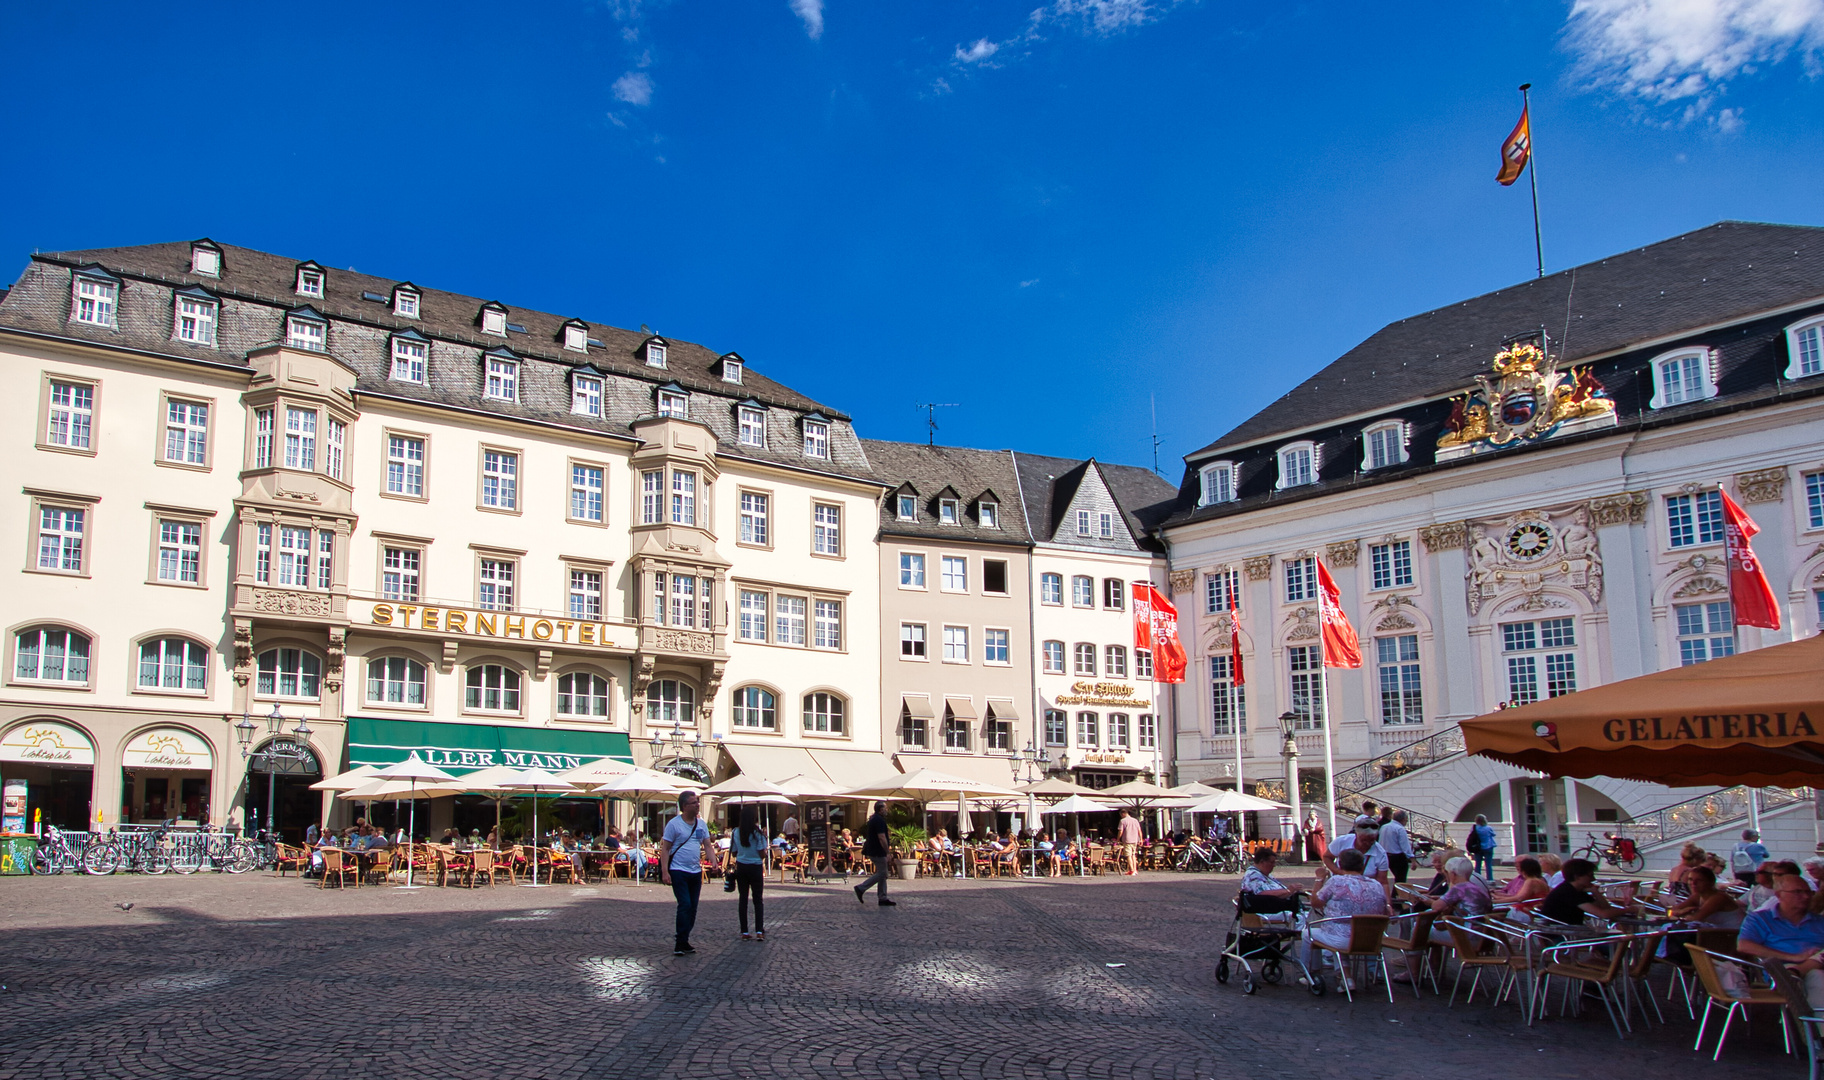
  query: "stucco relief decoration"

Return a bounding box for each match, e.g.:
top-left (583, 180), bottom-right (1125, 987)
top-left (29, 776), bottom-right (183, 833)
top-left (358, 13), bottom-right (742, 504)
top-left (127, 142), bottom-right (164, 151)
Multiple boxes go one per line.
top-left (1436, 340), bottom-right (1614, 451)
top-left (631, 654), bottom-right (656, 716)
top-left (1204, 612), bottom-right (1234, 652)
top-left (1465, 502), bottom-right (1602, 616)
top-left (700, 660), bottom-right (726, 721)
top-left (1243, 555), bottom-right (1273, 582)
top-left (652, 630), bottom-right (713, 654)
top-left (250, 589), bottom-right (331, 617)
top-left (1325, 540), bottom-right (1359, 567)
top-left (1419, 521), bottom-right (1466, 553)
top-left (232, 620), bottom-right (253, 686)
top-left (1285, 606), bottom-right (1320, 641)
top-left (1371, 594), bottom-right (1416, 631)
top-left (1671, 555), bottom-right (1728, 599)
top-left (1169, 569), bottom-right (1196, 595)
top-left (1734, 467), bottom-right (1787, 504)
top-left (1587, 491), bottom-right (1649, 526)
top-left (325, 627), bottom-right (346, 694)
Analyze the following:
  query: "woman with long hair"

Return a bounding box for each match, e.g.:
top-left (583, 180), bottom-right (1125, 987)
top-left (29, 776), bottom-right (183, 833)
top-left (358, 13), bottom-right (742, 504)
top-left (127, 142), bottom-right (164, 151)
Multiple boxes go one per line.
top-left (731, 803), bottom-right (768, 940)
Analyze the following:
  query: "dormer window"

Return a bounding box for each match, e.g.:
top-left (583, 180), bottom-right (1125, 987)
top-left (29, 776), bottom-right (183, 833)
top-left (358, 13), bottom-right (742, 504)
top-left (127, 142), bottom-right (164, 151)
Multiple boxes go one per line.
top-left (896, 494), bottom-right (916, 521)
top-left (939, 498), bottom-right (960, 525)
top-left (393, 286), bottom-right (420, 319)
top-left (172, 288), bottom-right (218, 346)
top-left (295, 264), bottom-right (324, 298)
top-left (1362, 421), bottom-right (1408, 471)
top-left (479, 304), bottom-right (508, 336)
top-left (484, 352), bottom-right (518, 402)
top-left (190, 241), bottom-right (221, 277)
top-left (70, 268), bottom-right (119, 328)
top-left (979, 501), bottom-right (999, 528)
top-left (572, 371), bottom-right (603, 417)
top-left (657, 386), bottom-right (688, 419)
top-left (1648, 347), bottom-right (1716, 409)
top-left (802, 418), bottom-right (829, 459)
top-left (563, 322), bottom-right (589, 353)
top-left (286, 309), bottom-right (327, 351)
top-left (1276, 441), bottom-right (1317, 488)
top-left (1199, 461), bottom-right (1235, 506)
top-left (721, 354), bottom-right (744, 384)
top-left (645, 340), bottom-right (668, 368)
top-left (390, 333), bottom-right (428, 383)
top-left (1785, 316), bottom-right (1824, 380)
top-left (738, 405), bottom-right (766, 447)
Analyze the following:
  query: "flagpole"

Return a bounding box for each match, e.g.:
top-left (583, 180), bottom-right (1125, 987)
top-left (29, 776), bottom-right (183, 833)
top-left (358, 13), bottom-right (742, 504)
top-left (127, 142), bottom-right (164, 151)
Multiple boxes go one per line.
top-left (1719, 484), bottom-right (1761, 830)
top-left (1521, 83), bottom-right (1543, 279)
top-left (1319, 636), bottom-right (1337, 842)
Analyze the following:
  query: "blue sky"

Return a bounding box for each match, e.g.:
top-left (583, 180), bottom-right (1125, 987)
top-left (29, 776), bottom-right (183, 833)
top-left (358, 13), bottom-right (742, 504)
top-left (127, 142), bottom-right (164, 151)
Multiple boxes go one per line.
top-left (2, 1), bottom-right (1820, 474)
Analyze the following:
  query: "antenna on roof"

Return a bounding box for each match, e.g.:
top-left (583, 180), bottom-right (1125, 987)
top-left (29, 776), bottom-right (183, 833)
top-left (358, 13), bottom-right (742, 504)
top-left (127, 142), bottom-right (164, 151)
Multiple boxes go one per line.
top-left (914, 402), bottom-right (959, 447)
top-left (640, 324), bottom-right (651, 334)
top-left (1150, 394), bottom-right (1163, 476)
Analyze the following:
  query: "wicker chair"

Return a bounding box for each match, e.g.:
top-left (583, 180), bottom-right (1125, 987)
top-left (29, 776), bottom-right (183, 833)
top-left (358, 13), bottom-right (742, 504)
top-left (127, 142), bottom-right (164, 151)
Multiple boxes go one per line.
top-left (543, 848), bottom-right (578, 885)
top-left (1380, 909), bottom-right (1443, 998)
top-left (1685, 944), bottom-right (1789, 1060)
top-left (273, 844), bottom-right (309, 878)
top-left (1536, 934), bottom-right (1633, 1038)
top-left (318, 848), bottom-right (355, 889)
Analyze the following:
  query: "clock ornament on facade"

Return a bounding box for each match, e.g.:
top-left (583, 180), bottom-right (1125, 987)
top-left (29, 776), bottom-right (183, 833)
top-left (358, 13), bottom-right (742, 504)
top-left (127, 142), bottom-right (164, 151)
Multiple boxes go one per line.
top-left (1505, 522), bottom-right (1554, 561)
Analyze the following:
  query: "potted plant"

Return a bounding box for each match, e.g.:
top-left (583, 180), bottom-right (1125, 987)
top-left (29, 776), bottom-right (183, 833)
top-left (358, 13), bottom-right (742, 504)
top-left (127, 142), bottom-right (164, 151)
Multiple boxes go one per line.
top-left (890, 824), bottom-right (927, 880)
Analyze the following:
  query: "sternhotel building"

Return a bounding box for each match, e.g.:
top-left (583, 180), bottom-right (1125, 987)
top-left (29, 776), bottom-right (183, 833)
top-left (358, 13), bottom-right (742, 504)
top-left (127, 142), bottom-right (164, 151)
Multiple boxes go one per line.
top-left (1159, 222), bottom-right (1824, 863)
top-left (0, 239), bottom-right (886, 836)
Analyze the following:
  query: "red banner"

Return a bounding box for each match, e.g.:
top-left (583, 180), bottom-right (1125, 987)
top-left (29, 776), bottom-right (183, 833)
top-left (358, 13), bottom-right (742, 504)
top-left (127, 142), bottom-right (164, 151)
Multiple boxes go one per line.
top-left (1315, 558), bottom-right (1362, 669)
top-left (1497, 105), bottom-right (1531, 186)
top-left (1132, 583), bottom-right (1154, 653)
top-left (1136, 584), bottom-right (1187, 684)
top-left (1720, 488), bottom-right (1781, 630)
top-left (1229, 591), bottom-right (1245, 687)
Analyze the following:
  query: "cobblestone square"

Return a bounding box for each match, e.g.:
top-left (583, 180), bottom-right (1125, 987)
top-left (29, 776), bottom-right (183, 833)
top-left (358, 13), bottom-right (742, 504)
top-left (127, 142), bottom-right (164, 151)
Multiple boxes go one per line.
top-left (0, 870), bottom-right (1799, 1079)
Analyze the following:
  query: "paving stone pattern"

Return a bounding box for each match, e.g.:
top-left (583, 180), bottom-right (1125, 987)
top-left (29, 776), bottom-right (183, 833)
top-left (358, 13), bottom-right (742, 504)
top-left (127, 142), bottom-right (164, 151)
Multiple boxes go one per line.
top-left (0, 871), bottom-right (1798, 1079)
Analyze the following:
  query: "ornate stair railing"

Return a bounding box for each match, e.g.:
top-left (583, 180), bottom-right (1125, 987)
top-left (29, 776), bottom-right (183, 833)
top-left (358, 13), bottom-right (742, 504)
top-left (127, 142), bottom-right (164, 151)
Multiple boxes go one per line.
top-left (1603, 786), bottom-right (1813, 848)
top-left (1332, 726), bottom-right (1466, 796)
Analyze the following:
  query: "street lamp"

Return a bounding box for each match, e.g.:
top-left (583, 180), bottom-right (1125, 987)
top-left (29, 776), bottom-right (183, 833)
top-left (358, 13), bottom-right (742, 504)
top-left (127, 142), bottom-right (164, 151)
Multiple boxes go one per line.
top-left (1278, 711), bottom-right (1304, 865)
top-left (241, 703), bottom-right (316, 840)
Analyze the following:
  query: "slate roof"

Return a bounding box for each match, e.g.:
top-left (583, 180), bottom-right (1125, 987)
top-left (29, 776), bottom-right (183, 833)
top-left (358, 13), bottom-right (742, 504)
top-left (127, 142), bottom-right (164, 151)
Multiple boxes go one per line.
top-left (0, 239), bottom-right (878, 482)
top-left (1011, 452), bottom-right (1177, 548)
top-left (1192, 220), bottom-right (1824, 460)
top-left (860, 441), bottom-right (1032, 545)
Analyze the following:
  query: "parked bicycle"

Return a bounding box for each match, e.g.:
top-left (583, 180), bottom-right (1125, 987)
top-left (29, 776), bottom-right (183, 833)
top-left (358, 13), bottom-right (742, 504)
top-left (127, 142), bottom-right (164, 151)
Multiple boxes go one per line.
top-left (82, 821), bottom-right (179, 876)
top-left (1572, 830), bottom-right (1645, 874)
top-left (31, 824), bottom-right (84, 875)
top-left (1177, 836), bottom-right (1243, 874)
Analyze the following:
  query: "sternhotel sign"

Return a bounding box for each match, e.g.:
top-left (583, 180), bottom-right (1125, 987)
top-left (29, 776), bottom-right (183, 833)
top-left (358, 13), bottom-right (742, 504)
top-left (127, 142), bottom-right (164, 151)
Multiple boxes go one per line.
top-left (362, 601), bottom-right (636, 650)
top-left (1053, 681), bottom-right (1147, 707)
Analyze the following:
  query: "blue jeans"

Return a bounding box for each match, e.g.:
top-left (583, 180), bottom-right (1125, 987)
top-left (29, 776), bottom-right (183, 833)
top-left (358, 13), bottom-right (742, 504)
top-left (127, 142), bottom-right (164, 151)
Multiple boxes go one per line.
top-left (1472, 851), bottom-right (1494, 881)
top-left (670, 870), bottom-right (702, 947)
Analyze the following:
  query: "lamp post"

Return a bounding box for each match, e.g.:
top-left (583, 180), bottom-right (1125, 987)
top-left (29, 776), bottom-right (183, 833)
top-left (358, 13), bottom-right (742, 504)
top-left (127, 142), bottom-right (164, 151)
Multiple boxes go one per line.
top-left (1278, 711), bottom-right (1303, 865)
top-left (238, 703), bottom-right (314, 840)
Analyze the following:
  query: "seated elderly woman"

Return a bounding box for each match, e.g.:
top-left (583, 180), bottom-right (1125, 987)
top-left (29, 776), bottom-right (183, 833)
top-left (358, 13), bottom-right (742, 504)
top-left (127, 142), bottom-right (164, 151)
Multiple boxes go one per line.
top-left (1536, 852), bottom-right (1564, 888)
top-left (1300, 848), bottom-right (1390, 985)
top-left (1428, 855), bottom-right (1494, 918)
top-left (1422, 850), bottom-right (1456, 897)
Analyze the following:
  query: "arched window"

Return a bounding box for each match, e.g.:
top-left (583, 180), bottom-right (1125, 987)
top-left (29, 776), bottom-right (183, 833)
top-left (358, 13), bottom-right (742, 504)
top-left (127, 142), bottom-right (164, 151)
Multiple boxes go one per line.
top-left (646, 680), bottom-right (694, 724)
top-left (1647, 347), bottom-right (1716, 409)
top-left (465, 664), bottom-right (522, 713)
top-left (557, 672), bottom-right (610, 717)
top-left (1276, 440), bottom-right (1318, 488)
top-left (367, 656), bottom-right (427, 706)
top-left (15, 627), bottom-right (91, 685)
top-left (1199, 461), bottom-right (1235, 506)
top-left (138, 637), bottom-right (208, 691)
top-left (1072, 643), bottom-right (1097, 677)
top-left (256, 647), bottom-right (320, 699)
top-left (731, 686), bottom-right (776, 729)
top-left (804, 692), bottom-right (845, 734)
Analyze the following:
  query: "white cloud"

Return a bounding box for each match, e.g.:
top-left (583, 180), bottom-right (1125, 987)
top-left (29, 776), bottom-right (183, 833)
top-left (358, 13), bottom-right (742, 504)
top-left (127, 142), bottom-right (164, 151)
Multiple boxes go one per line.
top-left (789, 0), bottom-right (824, 39)
top-left (613, 71), bottom-right (654, 106)
top-left (1565, 0), bottom-right (1824, 106)
top-left (1047, 0), bottom-right (1162, 35)
top-left (954, 38), bottom-right (1000, 64)
top-left (1019, 278), bottom-right (1041, 288)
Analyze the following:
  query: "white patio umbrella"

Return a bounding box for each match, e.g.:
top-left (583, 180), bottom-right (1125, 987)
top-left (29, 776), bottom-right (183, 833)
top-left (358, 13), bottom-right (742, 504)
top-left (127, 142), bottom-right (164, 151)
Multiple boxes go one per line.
top-left (443, 764), bottom-right (539, 845)
top-left (490, 767), bottom-right (578, 888)
top-left (593, 769), bottom-right (696, 885)
top-left (369, 754), bottom-right (458, 889)
top-left (1184, 790), bottom-right (1287, 814)
top-left (338, 780), bottom-right (461, 889)
top-left (310, 764), bottom-right (382, 792)
top-left (1044, 794), bottom-right (1115, 876)
top-left (557, 757), bottom-right (644, 838)
top-left (839, 768), bottom-right (1022, 878)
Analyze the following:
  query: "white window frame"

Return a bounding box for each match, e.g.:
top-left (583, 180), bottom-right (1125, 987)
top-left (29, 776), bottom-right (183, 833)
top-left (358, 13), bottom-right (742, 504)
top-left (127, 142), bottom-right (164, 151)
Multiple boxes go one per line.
top-left (295, 267), bottom-right (324, 297)
top-left (1375, 633), bottom-right (1423, 725)
top-left (774, 595), bottom-right (807, 646)
top-left (722, 357), bottom-right (743, 384)
top-left (44, 379), bottom-right (95, 451)
top-left (557, 670), bottom-right (610, 718)
top-left (1787, 316), bottom-right (1824, 380)
top-left (380, 545), bottom-right (421, 601)
top-left (173, 295), bottom-right (218, 346)
top-left (900, 622), bottom-right (927, 660)
top-left (286, 315), bottom-right (326, 352)
top-left (484, 357), bottom-right (519, 402)
top-left (941, 625), bottom-right (969, 663)
top-left (803, 691), bottom-right (844, 735)
top-left (256, 646), bottom-right (322, 700)
top-left (1284, 556), bottom-right (1316, 603)
top-left (71, 275), bottom-right (117, 327)
top-left (139, 636), bottom-right (209, 693)
top-left (984, 628), bottom-right (1011, 666)
top-left (163, 397), bottom-right (210, 466)
top-left (1501, 617), bottom-right (1578, 704)
top-left (325, 418), bottom-right (345, 481)
top-left (1072, 642), bottom-right (1096, 677)
top-left (1071, 575), bottom-right (1094, 608)
top-left (738, 407), bottom-right (766, 447)
top-left (899, 551), bottom-right (926, 589)
top-left (645, 341), bottom-right (667, 368)
top-left (480, 449), bottom-right (519, 512)
top-left (480, 307), bottom-right (507, 336)
top-left (812, 599), bottom-right (842, 650)
top-left (1647, 347), bottom-right (1717, 409)
top-left (1210, 655), bottom-right (1245, 734)
top-left (812, 503), bottom-right (841, 556)
top-left (1099, 512), bottom-right (1114, 538)
top-left (366, 655), bottom-right (428, 707)
top-left (1075, 509), bottom-right (1091, 536)
top-left (1276, 441), bottom-right (1317, 488)
top-left (640, 469), bottom-right (664, 525)
top-left (564, 324), bottom-right (589, 352)
top-left (1807, 471), bottom-right (1824, 531)
top-left (393, 288), bottom-right (419, 318)
top-left (978, 501), bottom-right (999, 528)
top-left (568, 374), bottom-right (602, 418)
top-left (669, 469), bottom-right (696, 526)
top-left (1204, 568), bottom-right (1239, 614)
top-left (13, 626), bottom-right (92, 686)
top-left (477, 557), bottom-right (517, 612)
top-left (283, 407), bottom-right (317, 471)
top-left (568, 566), bottom-right (604, 620)
top-left (569, 462), bottom-right (605, 524)
top-left (1666, 489), bottom-right (1724, 548)
top-left (190, 246), bottom-right (220, 277)
top-left (802, 420), bottom-right (829, 459)
top-left (1199, 462), bottom-right (1235, 506)
top-left (1040, 572), bottom-right (1062, 606)
top-left (390, 336), bottom-right (427, 383)
top-left (731, 686), bottom-right (777, 730)
top-left (155, 518), bottom-right (203, 584)
top-left (657, 389), bottom-right (688, 419)
top-left (1362, 422), bottom-right (1408, 471)
top-left (940, 555), bottom-right (967, 592)
top-left (464, 663), bottom-right (523, 714)
top-left (737, 591), bottom-right (769, 642)
top-left (938, 498), bottom-right (959, 525)
top-left (1368, 540), bottom-right (1413, 590)
top-left (1041, 640), bottom-right (1064, 674)
top-left (1675, 600), bottom-right (1736, 666)
top-left (385, 433), bottom-right (426, 498)
top-left (739, 491), bottom-right (770, 547)
top-left (895, 493), bottom-right (916, 521)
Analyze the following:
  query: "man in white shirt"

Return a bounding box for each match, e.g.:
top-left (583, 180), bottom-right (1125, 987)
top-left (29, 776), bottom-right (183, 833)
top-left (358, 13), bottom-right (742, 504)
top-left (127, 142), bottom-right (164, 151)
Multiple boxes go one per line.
top-left (1323, 823), bottom-right (1391, 896)
top-left (659, 791), bottom-right (709, 956)
top-left (1379, 811), bottom-right (1414, 885)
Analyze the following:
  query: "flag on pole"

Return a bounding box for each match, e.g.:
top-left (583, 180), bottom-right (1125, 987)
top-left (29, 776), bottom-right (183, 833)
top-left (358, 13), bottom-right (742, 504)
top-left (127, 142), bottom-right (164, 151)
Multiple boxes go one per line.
top-left (1133, 583), bottom-right (1187, 683)
top-left (1314, 559), bottom-right (1362, 669)
top-left (1719, 488), bottom-right (1781, 630)
top-left (1497, 104), bottom-right (1531, 186)
top-left (1228, 590), bottom-right (1245, 687)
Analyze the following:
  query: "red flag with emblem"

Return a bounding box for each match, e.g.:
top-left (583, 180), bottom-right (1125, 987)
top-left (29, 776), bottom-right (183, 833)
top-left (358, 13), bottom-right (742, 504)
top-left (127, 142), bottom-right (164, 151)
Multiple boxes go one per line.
top-left (1135, 584), bottom-right (1187, 684)
top-left (1720, 488), bottom-right (1781, 630)
top-left (1228, 589), bottom-right (1245, 687)
top-left (1315, 558), bottom-right (1362, 669)
top-left (1497, 105), bottom-right (1531, 186)
top-left (1132, 581), bottom-right (1154, 653)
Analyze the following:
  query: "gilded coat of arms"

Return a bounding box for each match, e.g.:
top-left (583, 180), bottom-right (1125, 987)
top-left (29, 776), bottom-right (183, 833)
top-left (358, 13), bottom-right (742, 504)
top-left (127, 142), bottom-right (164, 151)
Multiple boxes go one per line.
top-left (1437, 339), bottom-right (1615, 451)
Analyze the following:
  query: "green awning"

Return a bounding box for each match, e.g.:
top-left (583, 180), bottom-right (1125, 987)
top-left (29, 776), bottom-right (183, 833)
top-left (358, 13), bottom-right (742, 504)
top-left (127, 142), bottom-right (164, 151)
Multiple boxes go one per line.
top-left (344, 717), bottom-right (632, 776)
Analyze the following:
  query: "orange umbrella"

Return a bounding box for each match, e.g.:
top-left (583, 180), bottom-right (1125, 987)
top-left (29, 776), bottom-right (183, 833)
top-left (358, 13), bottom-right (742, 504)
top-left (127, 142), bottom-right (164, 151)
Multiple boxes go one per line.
top-left (1460, 634), bottom-right (1824, 787)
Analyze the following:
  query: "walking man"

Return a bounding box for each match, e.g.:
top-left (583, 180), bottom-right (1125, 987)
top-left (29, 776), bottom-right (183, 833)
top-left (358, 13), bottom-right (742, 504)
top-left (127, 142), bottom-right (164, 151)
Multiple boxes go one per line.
top-left (1117, 808), bottom-right (1144, 876)
top-left (659, 789), bottom-right (709, 955)
top-left (1380, 810), bottom-right (1413, 885)
top-left (853, 801), bottom-right (896, 906)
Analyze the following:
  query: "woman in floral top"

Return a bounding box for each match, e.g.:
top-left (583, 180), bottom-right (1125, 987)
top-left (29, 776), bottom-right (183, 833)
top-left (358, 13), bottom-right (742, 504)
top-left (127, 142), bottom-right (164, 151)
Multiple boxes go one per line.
top-left (1300, 848), bottom-right (1389, 981)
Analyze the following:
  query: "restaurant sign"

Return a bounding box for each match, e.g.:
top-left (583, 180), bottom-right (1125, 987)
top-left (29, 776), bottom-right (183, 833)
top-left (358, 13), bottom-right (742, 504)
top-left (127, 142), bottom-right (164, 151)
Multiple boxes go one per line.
top-left (0, 721), bottom-right (96, 766)
top-left (345, 717), bottom-right (632, 777)
top-left (122, 728), bottom-right (214, 771)
top-left (1079, 752), bottom-right (1130, 765)
top-left (1595, 712), bottom-right (1817, 745)
top-left (360, 601), bottom-right (636, 651)
top-left (1053, 681), bottom-right (1147, 707)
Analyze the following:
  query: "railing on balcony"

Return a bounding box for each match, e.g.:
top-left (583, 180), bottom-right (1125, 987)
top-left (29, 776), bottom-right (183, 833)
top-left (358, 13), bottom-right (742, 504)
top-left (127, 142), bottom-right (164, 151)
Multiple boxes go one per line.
top-left (1600, 786), bottom-right (1813, 848)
